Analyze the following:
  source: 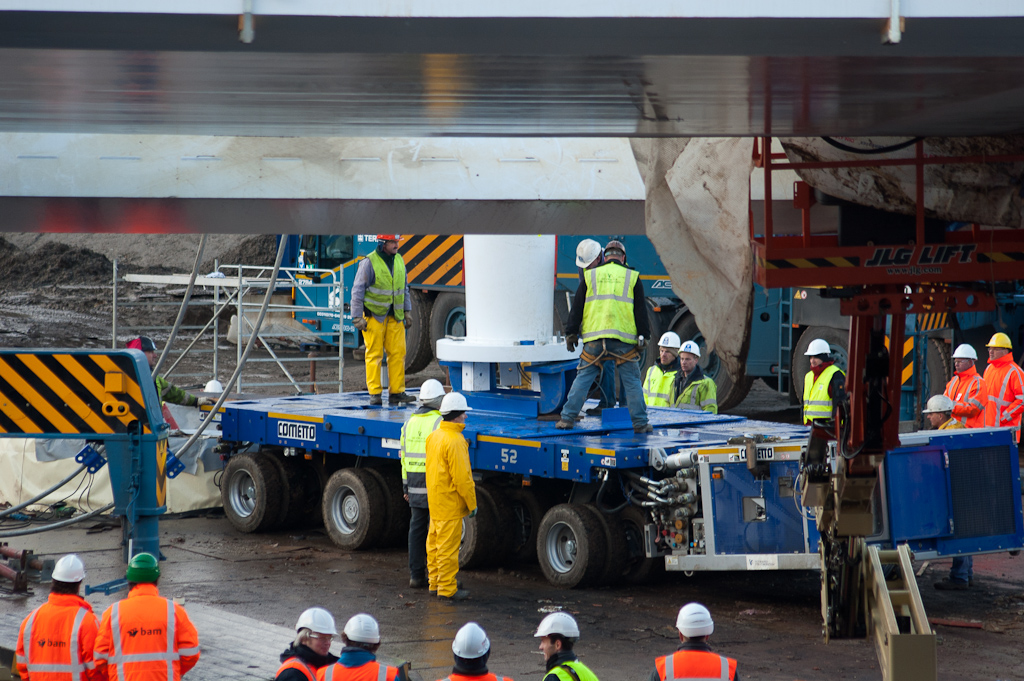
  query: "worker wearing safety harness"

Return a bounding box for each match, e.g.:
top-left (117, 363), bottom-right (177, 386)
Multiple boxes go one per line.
top-left (575, 239), bottom-right (616, 413)
top-left (317, 614), bottom-right (408, 681)
top-left (801, 339), bottom-right (846, 425)
top-left (643, 332), bottom-right (681, 407)
top-left (672, 340), bottom-right (717, 414)
top-left (437, 623), bottom-right (513, 681)
top-left (983, 332), bottom-right (1024, 442)
top-left (276, 608), bottom-right (339, 681)
top-left (535, 613), bottom-right (600, 681)
top-left (351, 235), bottom-right (415, 406)
top-left (558, 240), bottom-right (652, 434)
top-left (400, 379), bottom-right (445, 589)
top-left (943, 344), bottom-right (987, 428)
top-left (94, 553), bottom-right (199, 681)
top-left (16, 555), bottom-right (102, 681)
top-left (650, 603), bottom-right (738, 681)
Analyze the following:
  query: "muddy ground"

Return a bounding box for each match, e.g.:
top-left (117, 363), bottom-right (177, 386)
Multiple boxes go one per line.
top-left (2, 235), bottom-right (1024, 679)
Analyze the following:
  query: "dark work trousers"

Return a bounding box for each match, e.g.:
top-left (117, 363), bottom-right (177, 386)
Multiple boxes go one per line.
top-left (408, 505), bottom-right (430, 579)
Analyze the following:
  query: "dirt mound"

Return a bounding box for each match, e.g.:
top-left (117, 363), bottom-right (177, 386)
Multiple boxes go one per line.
top-left (0, 236), bottom-right (113, 290)
top-left (201, 234), bottom-right (277, 272)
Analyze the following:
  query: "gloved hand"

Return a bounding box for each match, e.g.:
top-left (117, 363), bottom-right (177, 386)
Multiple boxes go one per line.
top-left (636, 335), bottom-right (646, 350)
top-left (403, 317), bottom-right (412, 329)
top-left (197, 397), bottom-right (216, 407)
top-left (468, 508), bottom-right (478, 518)
top-left (565, 333), bottom-right (579, 352)
top-left (353, 316), bottom-right (368, 331)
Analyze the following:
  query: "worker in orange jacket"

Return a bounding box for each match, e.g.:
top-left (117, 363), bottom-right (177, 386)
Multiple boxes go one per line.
top-left (983, 333), bottom-right (1024, 442)
top-left (317, 614), bottom-right (408, 681)
top-left (651, 604), bottom-right (738, 681)
top-left (943, 344), bottom-right (987, 428)
top-left (94, 553), bottom-right (199, 681)
top-left (17, 555), bottom-right (103, 681)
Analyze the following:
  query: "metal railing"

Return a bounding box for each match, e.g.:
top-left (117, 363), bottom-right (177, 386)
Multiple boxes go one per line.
top-left (112, 261), bottom-right (345, 395)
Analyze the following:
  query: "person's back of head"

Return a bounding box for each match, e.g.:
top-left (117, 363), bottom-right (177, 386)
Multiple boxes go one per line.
top-left (51, 554), bottom-right (86, 595)
top-left (452, 622), bottom-right (490, 673)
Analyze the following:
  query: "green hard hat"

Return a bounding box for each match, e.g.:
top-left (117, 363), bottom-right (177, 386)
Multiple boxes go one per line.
top-left (126, 552), bottom-right (160, 583)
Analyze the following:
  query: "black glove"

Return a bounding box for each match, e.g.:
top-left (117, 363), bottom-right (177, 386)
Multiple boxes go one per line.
top-left (566, 334), bottom-right (579, 352)
top-left (403, 317), bottom-right (412, 329)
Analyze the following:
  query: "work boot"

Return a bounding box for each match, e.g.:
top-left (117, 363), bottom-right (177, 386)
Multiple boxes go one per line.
top-left (368, 394), bottom-right (382, 406)
top-left (969, 577), bottom-right (976, 587)
top-left (389, 392), bottom-right (416, 405)
top-left (438, 588), bottom-right (470, 602)
top-left (429, 580), bottom-right (462, 596)
top-left (634, 424), bottom-right (653, 434)
top-left (934, 578), bottom-right (969, 591)
top-left (409, 576), bottom-right (427, 589)
top-left (555, 419), bottom-right (575, 430)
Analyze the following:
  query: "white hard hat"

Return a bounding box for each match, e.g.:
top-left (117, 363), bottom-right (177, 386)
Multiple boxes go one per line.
top-left (52, 554), bottom-right (85, 583)
top-left (452, 622), bottom-right (490, 659)
top-left (343, 613), bottom-right (380, 644)
top-left (658, 332), bottom-right (682, 350)
top-left (922, 394), bottom-right (955, 414)
top-left (204, 379), bottom-right (224, 394)
top-left (534, 612), bottom-right (580, 639)
top-left (679, 340), bottom-right (701, 358)
top-left (296, 607), bottom-right (337, 635)
top-left (440, 392), bottom-right (472, 415)
top-left (804, 338), bottom-right (831, 357)
top-left (676, 603), bottom-right (714, 638)
top-left (419, 379), bottom-right (446, 402)
top-left (952, 344), bottom-right (978, 361)
top-left (575, 239), bottom-right (603, 268)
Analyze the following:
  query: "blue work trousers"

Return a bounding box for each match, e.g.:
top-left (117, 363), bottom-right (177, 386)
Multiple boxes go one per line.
top-left (950, 555), bottom-right (973, 584)
top-left (408, 505), bottom-right (430, 579)
top-left (561, 340), bottom-right (647, 427)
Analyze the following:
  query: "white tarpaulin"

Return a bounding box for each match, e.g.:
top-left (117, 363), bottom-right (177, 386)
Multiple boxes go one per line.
top-left (631, 138), bottom-right (755, 389)
top-left (781, 136), bottom-right (1024, 227)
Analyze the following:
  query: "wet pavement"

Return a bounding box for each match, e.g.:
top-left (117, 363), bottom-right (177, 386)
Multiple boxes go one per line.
top-left (3, 512), bottom-right (1024, 681)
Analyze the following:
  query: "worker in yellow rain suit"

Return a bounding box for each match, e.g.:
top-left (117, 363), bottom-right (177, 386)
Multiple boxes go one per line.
top-left (425, 392), bottom-right (476, 601)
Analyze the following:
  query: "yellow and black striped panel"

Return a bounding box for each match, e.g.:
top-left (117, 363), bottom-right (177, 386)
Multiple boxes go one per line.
top-left (915, 312), bottom-right (949, 332)
top-left (977, 252), bottom-right (1024, 264)
top-left (0, 352), bottom-right (152, 435)
top-left (882, 337), bottom-right (915, 386)
top-left (764, 256), bottom-right (860, 270)
top-left (400, 235), bottom-right (464, 286)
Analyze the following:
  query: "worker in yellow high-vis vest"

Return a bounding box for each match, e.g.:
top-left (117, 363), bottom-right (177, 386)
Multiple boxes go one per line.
top-left (801, 338), bottom-right (846, 425)
top-left (557, 240), bottom-right (652, 434)
top-left (351, 235), bottom-right (415, 406)
top-left (400, 379), bottom-right (445, 589)
top-left (644, 332), bottom-right (681, 407)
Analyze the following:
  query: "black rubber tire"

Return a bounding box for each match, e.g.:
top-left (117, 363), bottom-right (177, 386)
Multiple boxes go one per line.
top-left (672, 313), bottom-right (754, 412)
top-left (322, 468), bottom-right (386, 550)
top-left (507, 487), bottom-right (548, 564)
top-left (619, 505), bottom-right (662, 585)
top-left (926, 338), bottom-right (952, 399)
top-left (537, 503), bottom-right (608, 588)
top-left (792, 326), bottom-right (849, 400)
top-left (364, 467), bottom-right (410, 548)
top-left (459, 484), bottom-right (514, 569)
top-left (221, 453), bottom-right (284, 534)
top-left (404, 289), bottom-right (434, 375)
top-left (429, 292), bottom-right (467, 350)
top-left (585, 503), bottom-right (628, 586)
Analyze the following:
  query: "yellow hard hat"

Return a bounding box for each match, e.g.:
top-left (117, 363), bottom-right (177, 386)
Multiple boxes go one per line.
top-left (987, 332), bottom-right (1013, 349)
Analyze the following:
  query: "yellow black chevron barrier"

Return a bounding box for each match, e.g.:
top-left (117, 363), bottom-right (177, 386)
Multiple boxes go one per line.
top-left (399, 234), bottom-right (465, 286)
top-left (0, 350), bottom-right (159, 435)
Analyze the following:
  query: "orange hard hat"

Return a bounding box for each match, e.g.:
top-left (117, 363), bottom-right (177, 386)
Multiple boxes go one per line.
top-left (376, 234), bottom-right (402, 242)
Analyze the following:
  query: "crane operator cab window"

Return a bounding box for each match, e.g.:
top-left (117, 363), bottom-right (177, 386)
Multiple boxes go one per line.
top-left (297, 235), bottom-right (354, 271)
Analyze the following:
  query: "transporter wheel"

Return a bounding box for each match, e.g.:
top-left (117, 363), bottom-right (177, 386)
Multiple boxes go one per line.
top-left (322, 468), bottom-right (386, 550)
top-left (430, 292), bottom-right (467, 348)
top-left (585, 503), bottom-right (628, 586)
top-left (221, 453), bottom-right (284, 533)
top-left (405, 290), bottom-right (434, 375)
top-left (365, 468), bottom-right (410, 548)
top-left (507, 487), bottom-right (548, 564)
top-left (673, 313), bottom-right (753, 412)
top-left (267, 455), bottom-right (323, 530)
top-left (926, 337), bottom-right (951, 399)
top-left (459, 484), bottom-right (514, 569)
top-left (537, 503), bottom-right (608, 588)
top-left (619, 505), bottom-right (662, 584)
